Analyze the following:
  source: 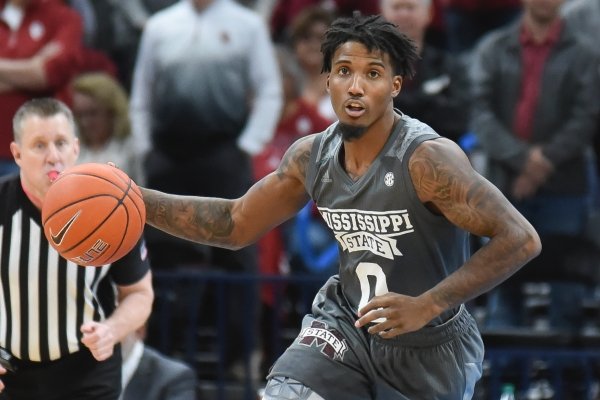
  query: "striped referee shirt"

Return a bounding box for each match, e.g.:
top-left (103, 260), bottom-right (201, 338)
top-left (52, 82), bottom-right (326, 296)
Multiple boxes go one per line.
top-left (0, 174), bottom-right (150, 363)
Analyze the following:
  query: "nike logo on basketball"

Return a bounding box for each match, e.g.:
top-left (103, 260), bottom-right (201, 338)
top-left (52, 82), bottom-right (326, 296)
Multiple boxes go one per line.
top-left (50, 210), bottom-right (81, 246)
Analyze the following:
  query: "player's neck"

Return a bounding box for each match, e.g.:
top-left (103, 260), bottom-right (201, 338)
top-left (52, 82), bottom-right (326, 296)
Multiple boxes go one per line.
top-left (342, 113), bottom-right (399, 180)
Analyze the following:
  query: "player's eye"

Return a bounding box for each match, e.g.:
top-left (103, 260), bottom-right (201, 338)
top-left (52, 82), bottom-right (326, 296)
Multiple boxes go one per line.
top-left (338, 66), bottom-right (350, 75)
top-left (368, 70), bottom-right (381, 79)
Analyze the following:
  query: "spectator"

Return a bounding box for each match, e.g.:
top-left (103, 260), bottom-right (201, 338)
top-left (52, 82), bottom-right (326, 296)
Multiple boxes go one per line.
top-left (270, 0), bottom-right (379, 41)
top-left (71, 72), bottom-right (144, 184)
top-left (288, 6), bottom-right (337, 122)
top-left (130, 0), bottom-right (282, 381)
top-left (68, 0), bottom-right (178, 92)
top-left (381, 0), bottom-right (471, 143)
top-left (562, 0), bottom-right (600, 36)
top-left (0, 98), bottom-right (153, 400)
top-left (252, 45), bottom-right (331, 375)
top-left (443, 0), bottom-right (522, 54)
top-left (470, 0), bottom-right (600, 330)
top-left (253, 45), bottom-right (330, 282)
top-left (0, 0), bottom-right (84, 176)
top-left (120, 324), bottom-right (197, 400)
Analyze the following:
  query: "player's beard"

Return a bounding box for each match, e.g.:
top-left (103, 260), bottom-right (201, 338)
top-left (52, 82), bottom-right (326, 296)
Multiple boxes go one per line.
top-left (337, 122), bottom-right (368, 141)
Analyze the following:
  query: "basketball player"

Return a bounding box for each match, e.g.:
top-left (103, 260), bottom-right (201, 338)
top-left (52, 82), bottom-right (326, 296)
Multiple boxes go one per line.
top-left (0, 98), bottom-right (153, 400)
top-left (140, 14), bottom-right (541, 399)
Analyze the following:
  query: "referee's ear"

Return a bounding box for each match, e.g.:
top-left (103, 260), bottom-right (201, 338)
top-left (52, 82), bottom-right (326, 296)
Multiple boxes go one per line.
top-left (9, 141), bottom-right (22, 167)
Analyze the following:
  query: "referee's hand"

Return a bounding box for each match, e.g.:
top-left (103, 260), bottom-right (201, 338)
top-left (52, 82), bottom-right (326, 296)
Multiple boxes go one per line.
top-left (0, 366), bottom-right (5, 393)
top-left (81, 321), bottom-right (117, 361)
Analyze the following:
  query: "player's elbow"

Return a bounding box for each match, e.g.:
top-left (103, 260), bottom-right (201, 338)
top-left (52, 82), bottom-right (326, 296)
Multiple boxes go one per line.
top-left (518, 224), bottom-right (542, 264)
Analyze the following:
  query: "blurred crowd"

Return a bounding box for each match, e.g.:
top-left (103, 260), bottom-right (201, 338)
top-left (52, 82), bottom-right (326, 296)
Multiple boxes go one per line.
top-left (1, 0), bottom-right (599, 396)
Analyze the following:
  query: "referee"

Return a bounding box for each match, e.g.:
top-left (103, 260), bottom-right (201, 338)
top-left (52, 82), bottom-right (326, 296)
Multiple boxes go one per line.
top-left (0, 98), bottom-right (153, 400)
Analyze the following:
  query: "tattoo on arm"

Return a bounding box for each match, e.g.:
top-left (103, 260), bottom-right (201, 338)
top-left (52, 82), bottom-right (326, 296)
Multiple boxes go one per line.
top-left (410, 143), bottom-right (495, 234)
top-left (143, 190), bottom-right (235, 246)
top-left (276, 136), bottom-right (312, 183)
top-left (410, 140), bottom-right (540, 311)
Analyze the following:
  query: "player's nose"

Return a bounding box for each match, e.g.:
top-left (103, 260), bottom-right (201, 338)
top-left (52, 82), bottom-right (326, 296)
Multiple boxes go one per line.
top-left (348, 75), bottom-right (365, 96)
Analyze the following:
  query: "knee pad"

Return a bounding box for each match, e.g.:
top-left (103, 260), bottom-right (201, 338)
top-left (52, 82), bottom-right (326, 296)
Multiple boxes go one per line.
top-left (262, 376), bottom-right (325, 400)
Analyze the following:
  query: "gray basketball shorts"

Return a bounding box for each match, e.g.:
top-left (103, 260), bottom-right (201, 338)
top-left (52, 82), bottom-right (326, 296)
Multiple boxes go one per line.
top-left (267, 276), bottom-right (484, 400)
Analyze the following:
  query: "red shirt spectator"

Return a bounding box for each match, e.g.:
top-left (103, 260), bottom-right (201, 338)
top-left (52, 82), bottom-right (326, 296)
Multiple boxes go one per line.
top-left (0, 0), bottom-right (83, 161)
top-left (514, 19), bottom-right (562, 141)
top-left (253, 98), bottom-right (330, 306)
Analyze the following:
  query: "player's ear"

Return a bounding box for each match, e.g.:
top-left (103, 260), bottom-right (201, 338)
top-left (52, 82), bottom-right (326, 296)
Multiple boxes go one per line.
top-left (392, 75), bottom-right (403, 98)
top-left (10, 142), bottom-right (22, 166)
top-left (326, 74), bottom-right (331, 94)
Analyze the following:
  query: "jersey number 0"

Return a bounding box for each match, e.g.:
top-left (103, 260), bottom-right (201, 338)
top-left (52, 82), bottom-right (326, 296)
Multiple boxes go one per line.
top-left (356, 262), bottom-right (389, 323)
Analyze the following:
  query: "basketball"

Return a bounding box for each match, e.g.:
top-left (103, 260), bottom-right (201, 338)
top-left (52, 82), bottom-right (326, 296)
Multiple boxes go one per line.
top-left (41, 163), bottom-right (146, 267)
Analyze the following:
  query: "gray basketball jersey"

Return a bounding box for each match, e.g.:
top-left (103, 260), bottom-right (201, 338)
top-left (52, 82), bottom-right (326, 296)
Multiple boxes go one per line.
top-left (305, 114), bottom-right (470, 325)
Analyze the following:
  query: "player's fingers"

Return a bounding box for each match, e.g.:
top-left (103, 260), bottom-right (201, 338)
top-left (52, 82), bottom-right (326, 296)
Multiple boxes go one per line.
top-left (366, 316), bottom-right (398, 335)
top-left (355, 308), bottom-right (386, 328)
top-left (377, 327), bottom-right (403, 339)
top-left (357, 299), bottom-right (384, 317)
top-left (358, 293), bottom-right (398, 316)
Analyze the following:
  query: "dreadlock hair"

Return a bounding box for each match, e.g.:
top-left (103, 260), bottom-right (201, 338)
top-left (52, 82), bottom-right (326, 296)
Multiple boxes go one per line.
top-left (320, 13), bottom-right (418, 78)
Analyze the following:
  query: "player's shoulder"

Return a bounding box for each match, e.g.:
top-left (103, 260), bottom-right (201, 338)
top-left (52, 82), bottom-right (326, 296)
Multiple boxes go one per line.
top-left (285, 133), bottom-right (318, 159)
top-left (412, 136), bottom-right (463, 157)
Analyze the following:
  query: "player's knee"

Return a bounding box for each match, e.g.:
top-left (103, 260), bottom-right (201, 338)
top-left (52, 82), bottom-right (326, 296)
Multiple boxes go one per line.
top-left (262, 376), bottom-right (325, 400)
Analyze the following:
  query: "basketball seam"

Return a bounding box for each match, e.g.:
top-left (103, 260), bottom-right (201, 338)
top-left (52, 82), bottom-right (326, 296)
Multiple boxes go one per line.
top-left (93, 179), bottom-right (134, 264)
top-left (42, 194), bottom-right (122, 225)
top-left (60, 180), bottom-right (132, 256)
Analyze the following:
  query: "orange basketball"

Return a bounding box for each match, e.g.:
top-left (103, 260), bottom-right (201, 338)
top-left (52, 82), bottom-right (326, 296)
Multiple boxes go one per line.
top-left (41, 163), bottom-right (146, 267)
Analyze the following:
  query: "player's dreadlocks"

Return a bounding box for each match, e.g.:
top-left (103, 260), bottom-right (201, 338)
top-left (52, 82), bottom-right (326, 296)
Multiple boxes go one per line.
top-left (321, 13), bottom-right (419, 78)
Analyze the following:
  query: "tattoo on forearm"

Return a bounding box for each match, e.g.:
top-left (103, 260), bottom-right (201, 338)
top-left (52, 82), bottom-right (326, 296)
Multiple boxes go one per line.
top-left (144, 190), bottom-right (234, 245)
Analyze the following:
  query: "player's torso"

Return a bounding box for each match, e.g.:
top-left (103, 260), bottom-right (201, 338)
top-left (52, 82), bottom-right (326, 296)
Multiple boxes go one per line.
top-left (307, 117), bottom-right (469, 325)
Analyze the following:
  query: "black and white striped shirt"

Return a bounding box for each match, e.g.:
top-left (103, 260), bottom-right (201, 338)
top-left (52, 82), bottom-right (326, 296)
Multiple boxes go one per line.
top-left (0, 174), bottom-right (150, 363)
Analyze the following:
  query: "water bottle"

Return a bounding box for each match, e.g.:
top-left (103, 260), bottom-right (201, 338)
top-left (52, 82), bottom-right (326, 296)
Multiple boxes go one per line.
top-left (500, 383), bottom-right (516, 400)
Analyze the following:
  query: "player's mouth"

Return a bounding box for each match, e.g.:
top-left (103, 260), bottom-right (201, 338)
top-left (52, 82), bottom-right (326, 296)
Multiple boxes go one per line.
top-left (47, 170), bottom-right (60, 182)
top-left (344, 101), bottom-right (366, 118)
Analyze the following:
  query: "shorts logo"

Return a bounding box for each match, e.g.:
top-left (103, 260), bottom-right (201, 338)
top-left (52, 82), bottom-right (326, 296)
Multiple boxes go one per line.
top-left (298, 321), bottom-right (348, 361)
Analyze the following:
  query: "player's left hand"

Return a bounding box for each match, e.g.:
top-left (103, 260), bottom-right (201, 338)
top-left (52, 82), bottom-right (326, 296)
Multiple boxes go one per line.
top-left (354, 293), bottom-right (432, 338)
top-left (80, 321), bottom-right (117, 361)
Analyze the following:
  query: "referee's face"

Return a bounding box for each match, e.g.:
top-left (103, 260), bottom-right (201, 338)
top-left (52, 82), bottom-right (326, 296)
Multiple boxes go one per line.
top-left (11, 114), bottom-right (80, 205)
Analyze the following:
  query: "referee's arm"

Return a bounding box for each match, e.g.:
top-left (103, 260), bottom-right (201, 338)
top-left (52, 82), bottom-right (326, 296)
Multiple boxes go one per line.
top-left (81, 271), bottom-right (154, 361)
